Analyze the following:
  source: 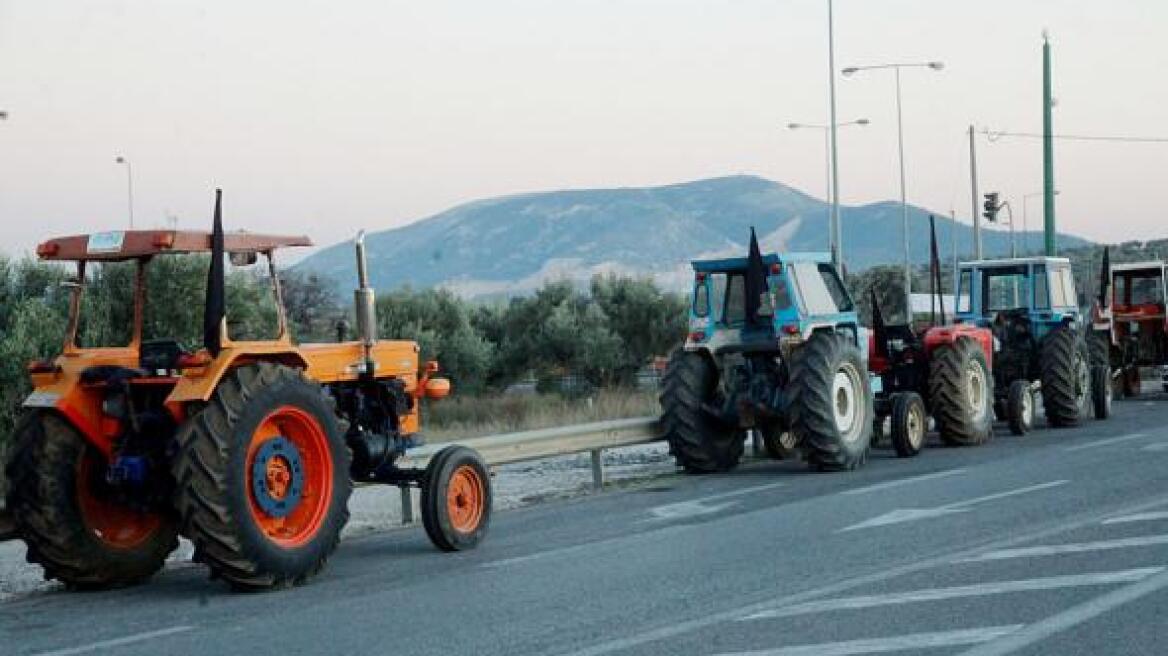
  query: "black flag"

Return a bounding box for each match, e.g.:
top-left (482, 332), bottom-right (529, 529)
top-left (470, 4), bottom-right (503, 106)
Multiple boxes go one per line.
top-left (1099, 247), bottom-right (1111, 307)
top-left (929, 215), bottom-right (946, 325)
top-left (745, 227), bottom-right (767, 324)
top-left (204, 189), bottom-right (226, 356)
top-left (870, 289), bottom-right (888, 359)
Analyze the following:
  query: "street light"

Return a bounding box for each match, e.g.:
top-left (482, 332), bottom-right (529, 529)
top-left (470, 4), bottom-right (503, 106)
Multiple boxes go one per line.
top-left (787, 119), bottom-right (871, 232)
top-left (1023, 190), bottom-right (1060, 253)
top-left (826, 0), bottom-right (841, 268)
top-left (115, 156), bottom-right (134, 229)
top-left (842, 60), bottom-right (944, 321)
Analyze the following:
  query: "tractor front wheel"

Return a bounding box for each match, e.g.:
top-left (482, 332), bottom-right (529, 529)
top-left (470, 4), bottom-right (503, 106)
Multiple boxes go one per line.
top-left (889, 392), bottom-right (927, 458)
top-left (4, 412), bottom-right (178, 589)
top-left (171, 363), bottom-right (351, 591)
top-left (929, 336), bottom-right (993, 446)
top-left (1007, 380), bottom-right (1034, 436)
top-left (1092, 365), bottom-right (1112, 420)
top-left (421, 446), bottom-right (491, 552)
top-left (788, 332), bottom-right (873, 471)
top-left (1041, 325), bottom-right (1089, 427)
top-left (659, 350), bottom-right (744, 473)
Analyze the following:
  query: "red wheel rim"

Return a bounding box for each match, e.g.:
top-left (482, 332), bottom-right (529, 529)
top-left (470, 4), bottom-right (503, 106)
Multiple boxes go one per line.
top-left (76, 452), bottom-right (162, 550)
top-left (246, 405), bottom-right (334, 548)
top-left (446, 464), bottom-right (485, 533)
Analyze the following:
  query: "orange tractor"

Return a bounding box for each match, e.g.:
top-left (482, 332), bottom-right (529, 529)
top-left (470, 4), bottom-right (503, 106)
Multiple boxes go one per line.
top-left (4, 191), bottom-right (491, 591)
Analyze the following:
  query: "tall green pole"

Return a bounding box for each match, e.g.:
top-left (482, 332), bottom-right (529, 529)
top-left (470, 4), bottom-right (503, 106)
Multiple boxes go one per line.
top-left (1043, 33), bottom-right (1056, 255)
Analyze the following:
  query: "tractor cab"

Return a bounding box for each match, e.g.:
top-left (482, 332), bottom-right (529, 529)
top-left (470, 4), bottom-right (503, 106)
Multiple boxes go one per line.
top-left (686, 251), bottom-right (859, 354)
top-left (954, 256), bottom-right (1082, 336)
top-left (1091, 258), bottom-right (1168, 395)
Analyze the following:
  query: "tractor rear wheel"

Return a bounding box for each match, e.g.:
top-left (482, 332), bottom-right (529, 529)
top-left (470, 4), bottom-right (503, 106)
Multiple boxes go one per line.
top-left (421, 446), bottom-right (491, 551)
top-left (659, 350), bottom-right (744, 473)
top-left (1092, 365), bottom-right (1112, 420)
top-left (1041, 325), bottom-right (1089, 427)
top-left (788, 332), bottom-right (873, 471)
top-left (929, 336), bottom-right (993, 446)
top-left (171, 363), bottom-right (351, 591)
top-left (1089, 330), bottom-right (1111, 368)
top-left (889, 392), bottom-right (927, 458)
top-left (4, 412), bottom-right (178, 589)
top-left (1007, 380), bottom-right (1034, 436)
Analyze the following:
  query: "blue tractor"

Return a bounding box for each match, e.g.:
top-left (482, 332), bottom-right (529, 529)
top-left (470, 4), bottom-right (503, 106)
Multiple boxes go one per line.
top-left (953, 256), bottom-right (1110, 434)
top-left (660, 233), bottom-right (873, 472)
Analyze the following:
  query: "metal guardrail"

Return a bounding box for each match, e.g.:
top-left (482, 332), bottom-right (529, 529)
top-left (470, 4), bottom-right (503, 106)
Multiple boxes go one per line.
top-left (0, 416), bottom-right (663, 540)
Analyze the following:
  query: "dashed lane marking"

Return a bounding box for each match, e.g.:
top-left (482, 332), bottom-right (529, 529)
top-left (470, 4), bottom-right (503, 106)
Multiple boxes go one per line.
top-left (714, 625), bottom-right (1024, 656)
top-left (32, 626), bottom-right (195, 656)
top-left (1063, 432), bottom-right (1149, 452)
top-left (960, 534), bottom-right (1168, 563)
top-left (646, 481), bottom-right (787, 521)
top-left (838, 469), bottom-right (967, 496)
top-left (738, 568), bottom-right (1163, 621)
top-left (1103, 511), bottom-right (1168, 525)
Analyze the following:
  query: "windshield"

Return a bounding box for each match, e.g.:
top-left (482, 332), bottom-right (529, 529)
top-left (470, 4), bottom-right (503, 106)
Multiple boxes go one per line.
top-left (981, 265), bottom-right (1032, 313)
top-left (1116, 270), bottom-right (1165, 307)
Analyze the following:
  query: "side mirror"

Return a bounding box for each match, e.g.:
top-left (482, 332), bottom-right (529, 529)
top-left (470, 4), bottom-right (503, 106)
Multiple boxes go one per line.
top-left (229, 251), bottom-right (258, 267)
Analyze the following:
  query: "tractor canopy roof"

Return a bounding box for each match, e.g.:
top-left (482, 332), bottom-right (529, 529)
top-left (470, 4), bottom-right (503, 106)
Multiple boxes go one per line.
top-left (36, 230), bottom-right (312, 262)
top-left (691, 251), bottom-right (831, 273)
top-left (1112, 260), bottom-right (1166, 274)
top-left (959, 255), bottom-right (1071, 270)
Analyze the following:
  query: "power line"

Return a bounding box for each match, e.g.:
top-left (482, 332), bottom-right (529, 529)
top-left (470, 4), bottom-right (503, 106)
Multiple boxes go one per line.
top-left (983, 128), bottom-right (1168, 144)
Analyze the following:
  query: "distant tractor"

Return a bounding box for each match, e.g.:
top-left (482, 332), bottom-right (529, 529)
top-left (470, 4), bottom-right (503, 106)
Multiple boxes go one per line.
top-left (1090, 252), bottom-right (1168, 396)
top-left (660, 232), bottom-right (873, 473)
top-left (4, 191), bottom-right (490, 592)
top-left (953, 256), bottom-right (1110, 434)
top-left (867, 217), bottom-right (994, 456)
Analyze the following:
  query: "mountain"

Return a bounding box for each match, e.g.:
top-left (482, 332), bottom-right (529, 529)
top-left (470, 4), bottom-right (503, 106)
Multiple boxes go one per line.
top-left (295, 175), bottom-right (1091, 296)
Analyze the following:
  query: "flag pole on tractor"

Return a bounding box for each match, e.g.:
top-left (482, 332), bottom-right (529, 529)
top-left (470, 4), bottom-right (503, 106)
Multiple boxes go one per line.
top-left (745, 227), bottom-right (767, 325)
top-left (204, 189), bottom-right (226, 356)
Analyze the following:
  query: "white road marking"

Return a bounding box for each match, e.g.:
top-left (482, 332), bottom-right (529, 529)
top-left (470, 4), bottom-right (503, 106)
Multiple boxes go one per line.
top-left (838, 469), bottom-right (967, 496)
top-left (961, 534), bottom-right (1168, 563)
top-left (1103, 511), bottom-right (1168, 525)
top-left (738, 568), bottom-right (1162, 621)
top-left (715, 625), bottom-right (1023, 656)
top-left (839, 480), bottom-right (1069, 532)
top-left (647, 481), bottom-right (787, 521)
top-left (558, 493), bottom-right (1168, 656)
top-left (956, 569), bottom-right (1168, 656)
top-left (481, 524), bottom-right (692, 569)
top-left (1063, 432), bottom-right (1149, 452)
top-left (1141, 442), bottom-right (1168, 452)
top-left (32, 626), bottom-right (195, 656)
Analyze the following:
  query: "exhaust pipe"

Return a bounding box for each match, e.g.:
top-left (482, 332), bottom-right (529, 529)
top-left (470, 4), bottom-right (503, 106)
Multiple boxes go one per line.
top-left (353, 231), bottom-right (377, 372)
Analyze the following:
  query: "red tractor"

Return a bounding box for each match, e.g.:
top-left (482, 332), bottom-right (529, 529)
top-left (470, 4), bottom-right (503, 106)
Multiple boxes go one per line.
top-left (867, 217), bottom-right (995, 456)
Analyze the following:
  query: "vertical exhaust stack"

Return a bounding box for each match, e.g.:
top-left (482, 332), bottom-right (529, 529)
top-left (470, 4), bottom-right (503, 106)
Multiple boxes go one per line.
top-left (353, 231), bottom-right (377, 374)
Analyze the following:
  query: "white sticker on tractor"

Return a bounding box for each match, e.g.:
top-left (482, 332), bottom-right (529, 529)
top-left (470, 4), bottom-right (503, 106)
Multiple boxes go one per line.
top-left (23, 391), bottom-right (61, 408)
top-left (87, 231), bottom-right (126, 254)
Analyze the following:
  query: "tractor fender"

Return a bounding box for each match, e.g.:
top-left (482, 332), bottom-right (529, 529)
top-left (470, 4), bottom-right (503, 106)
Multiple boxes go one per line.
top-left (922, 324), bottom-right (993, 371)
top-left (164, 346), bottom-right (310, 421)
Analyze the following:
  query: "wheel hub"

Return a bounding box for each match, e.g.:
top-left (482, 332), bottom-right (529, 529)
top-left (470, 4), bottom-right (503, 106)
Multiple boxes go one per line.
top-left (250, 436), bottom-right (305, 518)
top-left (966, 362), bottom-right (988, 422)
top-left (832, 363), bottom-right (862, 442)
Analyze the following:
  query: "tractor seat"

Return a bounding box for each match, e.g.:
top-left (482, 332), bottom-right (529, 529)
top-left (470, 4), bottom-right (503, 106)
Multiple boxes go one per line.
top-left (80, 365), bottom-right (149, 386)
top-left (139, 339), bottom-right (188, 371)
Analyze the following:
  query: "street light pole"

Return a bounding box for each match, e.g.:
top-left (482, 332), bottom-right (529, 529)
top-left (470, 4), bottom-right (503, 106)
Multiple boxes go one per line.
top-left (842, 61), bottom-right (943, 322)
top-left (115, 156), bottom-right (134, 229)
top-left (1023, 190), bottom-right (1059, 254)
top-left (826, 0), bottom-right (842, 268)
top-left (787, 120), bottom-right (871, 228)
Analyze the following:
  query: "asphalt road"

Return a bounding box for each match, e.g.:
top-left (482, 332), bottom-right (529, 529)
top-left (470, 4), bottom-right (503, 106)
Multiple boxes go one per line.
top-left (5, 395), bottom-right (1168, 656)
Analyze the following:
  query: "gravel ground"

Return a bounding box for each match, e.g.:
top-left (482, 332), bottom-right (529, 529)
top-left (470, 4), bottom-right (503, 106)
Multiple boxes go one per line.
top-left (0, 442), bottom-right (676, 601)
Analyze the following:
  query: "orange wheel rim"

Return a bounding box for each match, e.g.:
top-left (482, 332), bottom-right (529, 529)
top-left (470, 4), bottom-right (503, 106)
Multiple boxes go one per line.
top-left (246, 405), bottom-right (334, 548)
top-left (446, 465), bottom-right (485, 533)
top-left (76, 452), bottom-right (162, 550)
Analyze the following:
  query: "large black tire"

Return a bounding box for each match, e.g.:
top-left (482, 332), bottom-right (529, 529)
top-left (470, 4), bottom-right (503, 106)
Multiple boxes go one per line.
top-left (659, 350), bottom-right (744, 473)
top-left (929, 337), bottom-right (993, 446)
top-left (889, 392), bottom-right (927, 458)
top-left (1092, 365), bottom-right (1112, 420)
top-left (760, 427), bottom-right (798, 460)
top-left (171, 363), bottom-right (351, 591)
top-left (5, 412), bottom-right (178, 589)
top-left (1089, 330), bottom-right (1111, 368)
top-left (421, 446), bottom-right (491, 552)
top-left (1040, 324), bottom-right (1089, 427)
top-left (1122, 366), bottom-right (1141, 398)
top-left (788, 332), bottom-right (873, 471)
top-left (1007, 379), bottom-right (1034, 436)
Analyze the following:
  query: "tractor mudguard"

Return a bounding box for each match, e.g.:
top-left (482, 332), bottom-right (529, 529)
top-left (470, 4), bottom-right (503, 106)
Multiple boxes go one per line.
top-left (923, 324), bottom-right (993, 370)
top-left (164, 344), bottom-right (310, 419)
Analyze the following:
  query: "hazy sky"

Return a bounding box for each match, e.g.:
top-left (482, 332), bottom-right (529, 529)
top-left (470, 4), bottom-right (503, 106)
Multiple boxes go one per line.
top-left (2, 0), bottom-right (1166, 262)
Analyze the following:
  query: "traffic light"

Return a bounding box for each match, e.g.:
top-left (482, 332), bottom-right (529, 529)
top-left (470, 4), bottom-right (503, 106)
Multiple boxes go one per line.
top-left (983, 192), bottom-right (1000, 223)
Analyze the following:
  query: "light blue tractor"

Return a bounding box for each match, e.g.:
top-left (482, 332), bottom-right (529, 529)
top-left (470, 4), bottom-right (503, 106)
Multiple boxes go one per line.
top-left (952, 256), bottom-right (1110, 434)
top-left (660, 232), bottom-right (873, 472)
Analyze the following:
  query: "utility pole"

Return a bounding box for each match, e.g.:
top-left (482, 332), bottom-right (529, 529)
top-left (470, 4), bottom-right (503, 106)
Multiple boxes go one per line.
top-left (827, 0), bottom-right (842, 268)
top-left (1042, 32), bottom-right (1057, 255)
top-left (969, 125), bottom-right (981, 259)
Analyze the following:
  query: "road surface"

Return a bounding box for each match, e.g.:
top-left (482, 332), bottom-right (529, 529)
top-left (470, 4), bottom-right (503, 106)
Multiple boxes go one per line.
top-left (4, 397), bottom-right (1168, 656)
